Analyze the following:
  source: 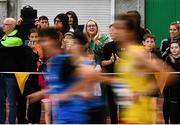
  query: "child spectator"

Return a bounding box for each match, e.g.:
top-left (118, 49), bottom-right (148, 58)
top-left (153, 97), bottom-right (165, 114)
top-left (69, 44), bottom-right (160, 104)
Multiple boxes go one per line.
top-left (142, 33), bottom-right (162, 60)
top-left (163, 40), bottom-right (180, 124)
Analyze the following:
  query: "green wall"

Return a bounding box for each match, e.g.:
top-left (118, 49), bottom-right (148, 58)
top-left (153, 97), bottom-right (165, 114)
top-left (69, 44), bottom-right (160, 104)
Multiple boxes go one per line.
top-left (145, 0), bottom-right (180, 47)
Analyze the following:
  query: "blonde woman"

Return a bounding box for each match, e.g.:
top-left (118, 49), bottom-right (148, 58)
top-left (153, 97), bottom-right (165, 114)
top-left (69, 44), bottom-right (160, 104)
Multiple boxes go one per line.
top-left (84, 19), bottom-right (110, 64)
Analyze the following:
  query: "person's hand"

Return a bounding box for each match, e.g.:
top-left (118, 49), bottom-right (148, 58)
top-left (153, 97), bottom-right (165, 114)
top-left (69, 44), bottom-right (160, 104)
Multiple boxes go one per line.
top-left (93, 34), bottom-right (100, 45)
top-left (34, 19), bottom-right (39, 26)
top-left (50, 93), bottom-right (70, 102)
top-left (115, 54), bottom-right (119, 60)
top-left (110, 53), bottom-right (115, 63)
top-left (115, 54), bottom-right (120, 63)
top-left (94, 39), bottom-right (100, 45)
top-left (28, 41), bottom-right (35, 48)
top-left (28, 41), bottom-right (38, 53)
top-left (17, 18), bottom-right (23, 26)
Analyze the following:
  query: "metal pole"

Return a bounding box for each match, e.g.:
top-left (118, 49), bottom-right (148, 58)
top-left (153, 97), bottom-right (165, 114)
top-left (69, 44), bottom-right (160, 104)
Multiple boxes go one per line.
top-left (7, 0), bottom-right (18, 19)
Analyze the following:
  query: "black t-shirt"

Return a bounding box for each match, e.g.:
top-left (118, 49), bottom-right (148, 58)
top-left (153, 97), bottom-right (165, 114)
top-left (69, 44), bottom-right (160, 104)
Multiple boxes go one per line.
top-left (166, 56), bottom-right (180, 72)
top-left (101, 41), bottom-right (120, 73)
top-left (152, 48), bottom-right (162, 59)
top-left (165, 56), bottom-right (180, 101)
top-left (23, 46), bottom-right (40, 95)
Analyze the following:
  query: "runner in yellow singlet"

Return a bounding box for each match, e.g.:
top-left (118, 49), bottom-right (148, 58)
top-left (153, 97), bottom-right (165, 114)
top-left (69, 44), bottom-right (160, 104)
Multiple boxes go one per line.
top-left (116, 45), bottom-right (158, 123)
top-left (114, 13), bottom-right (171, 123)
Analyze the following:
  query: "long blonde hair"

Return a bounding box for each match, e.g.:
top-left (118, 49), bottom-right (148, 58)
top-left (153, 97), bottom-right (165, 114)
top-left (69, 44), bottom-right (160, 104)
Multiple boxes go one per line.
top-left (83, 19), bottom-right (102, 42)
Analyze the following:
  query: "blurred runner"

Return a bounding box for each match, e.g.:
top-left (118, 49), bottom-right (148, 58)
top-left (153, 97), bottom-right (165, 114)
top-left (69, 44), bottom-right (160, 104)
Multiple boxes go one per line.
top-left (114, 13), bottom-right (171, 124)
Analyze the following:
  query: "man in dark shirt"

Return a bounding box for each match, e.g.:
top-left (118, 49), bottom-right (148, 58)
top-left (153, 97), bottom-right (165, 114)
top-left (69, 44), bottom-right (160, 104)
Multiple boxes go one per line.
top-left (0, 18), bottom-right (24, 124)
top-left (101, 41), bottom-right (120, 73)
top-left (101, 23), bottom-right (121, 73)
top-left (101, 24), bottom-right (121, 124)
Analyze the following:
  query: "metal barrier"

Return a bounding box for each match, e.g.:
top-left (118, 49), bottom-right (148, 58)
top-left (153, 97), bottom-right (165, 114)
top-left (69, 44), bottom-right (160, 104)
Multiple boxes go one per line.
top-left (0, 71), bottom-right (180, 75)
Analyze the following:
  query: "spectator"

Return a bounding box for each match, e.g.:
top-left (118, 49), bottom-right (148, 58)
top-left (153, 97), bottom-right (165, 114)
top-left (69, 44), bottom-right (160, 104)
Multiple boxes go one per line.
top-left (26, 29), bottom-right (41, 124)
top-left (160, 21), bottom-right (180, 59)
top-left (28, 28), bottom-right (44, 69)
top-left (0, 18), bottom-right (23, 124)
top-left (101, 23), bottom-right (120, 124)
top-left (84, 19), bottom-right (110, 64)
top-left (62, 33), bottom-right (75, 53)
top-left (66, 11), bottom-right (79, 32)
top-left (54, 13), bottom-right (70, 36)
top-left (142, 34), bottom-right (162, 116)
top-left (163, 40), bottom-right (180, 124)
top-left (1, 18), bottom-right (23, 47)
top-left (17, 28), bottom-right (41, 124)
top-left (142, 33), bottom-right (162, 59)
top-left (37, 16), bottom-right (49, 29)
top-left (101, 23), bottom-right (121, 72)
top-left (28, 29), bottom-right (50, 124)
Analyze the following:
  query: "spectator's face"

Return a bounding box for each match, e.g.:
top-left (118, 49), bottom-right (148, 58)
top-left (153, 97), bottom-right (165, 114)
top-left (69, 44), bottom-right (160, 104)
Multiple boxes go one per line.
top-left (54, 18), bottom-right (64, 31)
top-left (109, 26), bottom-right (118, 41)
top-left (39, 19), bottom-right (49, 29)
top-left (67, 14), bottom-right (74, 26)
top-left (29, 32), bottom-right (39, 43)
top-left (169, 25), bottom-right (179, 38)
top-left (3, 20), bottom-right (15, 34)
top-left (143, 38), bottom-right (155, 51)
top-left (86, 21), bottom-right (97, 37)
top-left (170, 43), bottom-right (180, 56)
